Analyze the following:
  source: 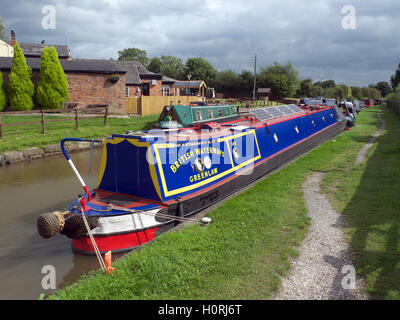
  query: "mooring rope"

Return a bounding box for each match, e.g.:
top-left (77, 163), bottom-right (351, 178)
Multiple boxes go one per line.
top-left (80, 205), bottom-right (106, 272)
top-left (72, 202), bottom-right (211, 225)
top-left (107, 204), bottom-right (210, 224)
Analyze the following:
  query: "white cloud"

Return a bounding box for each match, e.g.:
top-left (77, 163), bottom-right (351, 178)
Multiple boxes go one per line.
top-left (1, 0), bottom-right (399, 86)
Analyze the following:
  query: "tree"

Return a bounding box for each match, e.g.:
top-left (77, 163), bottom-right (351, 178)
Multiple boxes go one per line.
top-left (0, 17), bottom-right (7, 41)
top-left (36, 46), bottom-right (69, 109)
top-left (351, 86), bottom-right (363, 100)
top-left (213, 70), bottom-right (241, 95)
top-left (148, 57), bottom-right (162, 74)
top-left (386, 84), bottom-right (400, 115)
top-left (183, 58), bottom-right (217, 86)
top-left (117, 48), bottom-right (149, 67)
top-left (0, 71), bottom-right (6, 111)
top-left (361, 87), bottom-right (382, 100)
top-left (258, 69), bottom-right (290, 99)
top-left (324, 85), bottom-right (347, 101)
top-left (260, 62), bottom-right (299, 97)
top-left (160, 55), bottom-right (184, 80)
top-left (321, 80), bottom-right (336, 88)
top-left (371, 81), bottom-right (392, 97)
top-left (311, 85), bottom-right (323, 97)
top-left (297, 78), bottom-right (314, 97)
top-left (8, 43), bottom-right (34, 111)
top-left (239, 70), bottom-right (254, 96)
top-left (390, 63), bottom-right (400, 90)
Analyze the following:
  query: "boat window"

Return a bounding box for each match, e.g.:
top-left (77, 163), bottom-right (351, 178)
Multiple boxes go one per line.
top-left (322, 116), bottom-right (326, 122)
top-left (208, 110), bottom-right (214, 118)
top-left (312, 120), bottom-right (315, 126)
top-left (274, 133), bottom-right (278, 143)
top-left (218, 109), bottom-right (223, 117)
top-left (295, 126), bottom-right (299, 134)
top-left (196, 111), bottom-right (203, 121)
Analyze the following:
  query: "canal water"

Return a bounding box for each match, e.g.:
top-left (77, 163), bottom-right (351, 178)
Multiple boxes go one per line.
top-left (0, 149), bottom-right (125, 299)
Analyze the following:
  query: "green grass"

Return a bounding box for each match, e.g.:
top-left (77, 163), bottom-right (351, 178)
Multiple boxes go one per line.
top-left (321, 106), bottom-right (400, 299)
top-left (48, 107), bottom-right (391, 300)
top-left (0, 114), bottom-right (158, 153)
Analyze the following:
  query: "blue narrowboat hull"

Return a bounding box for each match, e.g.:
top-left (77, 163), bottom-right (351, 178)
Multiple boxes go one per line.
top-left (49, 106), bottom-right (346, 254)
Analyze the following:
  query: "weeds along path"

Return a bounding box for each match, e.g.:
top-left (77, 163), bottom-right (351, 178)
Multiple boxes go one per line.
top-left (355, 111), bottom-right (385, 165)
top-left (274, 171), bottom-right (368, 300)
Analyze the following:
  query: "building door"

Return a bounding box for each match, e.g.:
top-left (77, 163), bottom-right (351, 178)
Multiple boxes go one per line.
top-left (142, 83), bottom-right (150, 96)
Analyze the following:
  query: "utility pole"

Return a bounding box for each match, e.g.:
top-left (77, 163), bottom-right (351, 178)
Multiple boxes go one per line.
top-left (252, 54), bottom-right (257, 108)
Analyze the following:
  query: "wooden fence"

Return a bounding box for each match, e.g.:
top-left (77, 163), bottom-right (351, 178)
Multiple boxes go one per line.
top-left (0, 107), bottom-right (108, 138)
top-left (126, 96), bottom-right (203, 116)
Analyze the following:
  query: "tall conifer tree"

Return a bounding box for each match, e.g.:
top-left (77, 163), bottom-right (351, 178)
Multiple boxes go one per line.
top-left (0, 71), bottom-right (6, 111)
top-left (36, 46), bottom-right (69, 109)
top-left (8, 43), bottom-right (34, 111)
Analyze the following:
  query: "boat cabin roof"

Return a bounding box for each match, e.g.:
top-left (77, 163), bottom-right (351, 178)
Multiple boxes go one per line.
top-left (158, 104), bottom-right (240, 128)
top-left (115, 104), bottom-right (335, 144)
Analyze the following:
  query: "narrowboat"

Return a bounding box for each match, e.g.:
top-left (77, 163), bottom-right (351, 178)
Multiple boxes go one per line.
top-left (37, 103), bottom-right (347, 254)
top-left (158, 104), bottom-right (240, 129)
top-left (339, 101), bottom-right (356, 126)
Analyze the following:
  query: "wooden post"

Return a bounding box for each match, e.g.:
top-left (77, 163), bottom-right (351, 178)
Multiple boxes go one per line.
top-left (41, 109), bottom-right (46, 134)
top-left (75, 108), bottom-right (79, 130)
top-left (104, 107), bottom-right (108, 126)
top-left (0, 114), bottom-right (2, 138)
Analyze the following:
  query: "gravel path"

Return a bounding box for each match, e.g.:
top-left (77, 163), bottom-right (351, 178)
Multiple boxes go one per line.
top-left (355, 111), bottom-right (385, 165)
top-left (274, 110), bottom-right (386, 300)
top-left (274, 172), bottom-right (368, 300)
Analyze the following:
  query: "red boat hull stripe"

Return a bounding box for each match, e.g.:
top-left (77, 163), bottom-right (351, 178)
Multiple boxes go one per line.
top-left (72, 227), bottom-right (158, 253)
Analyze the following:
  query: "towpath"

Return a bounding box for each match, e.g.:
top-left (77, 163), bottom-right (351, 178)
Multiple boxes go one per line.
top-left (273, 171), bottom-right (367, 300)
top-left (355, 111), bottom-right (385, 165)
top-left (274, 110), bottom-right (385, 300)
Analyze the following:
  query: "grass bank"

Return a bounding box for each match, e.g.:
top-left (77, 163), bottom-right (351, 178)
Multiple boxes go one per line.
top-left (0, 114), bottom-right (158, 154)
top-left (321, 106), bottom-right (400, 299)
top-left (49, 107), bottom-right (383, 300)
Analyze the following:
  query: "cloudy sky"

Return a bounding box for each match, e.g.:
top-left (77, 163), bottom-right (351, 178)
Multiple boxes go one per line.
top-left (1, 0), bottom-right (399, 86)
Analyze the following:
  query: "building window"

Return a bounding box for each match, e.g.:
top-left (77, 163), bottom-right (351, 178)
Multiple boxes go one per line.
top-left (218, 109), bottom-right (222, 117)
top-left (208, 110), bottom-right (214, 118)
top-left (125, 87), bottom-right (130, 97)
top-left (162, 85), bottom-right (171, 96)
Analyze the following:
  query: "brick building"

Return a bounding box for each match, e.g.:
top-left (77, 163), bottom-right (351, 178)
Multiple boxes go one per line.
top-left (115, 60), bottom-right (167, 97)
top-left (0, 57), bottom-right (127, 113)
top-left (0, 30), bottom-right (188, 114)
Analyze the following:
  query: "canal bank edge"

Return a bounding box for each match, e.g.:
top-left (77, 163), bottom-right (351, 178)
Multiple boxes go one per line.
top-left (0, 140), bottom-right (104, 166)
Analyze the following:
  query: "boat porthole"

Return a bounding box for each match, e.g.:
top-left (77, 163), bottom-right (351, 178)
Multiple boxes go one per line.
top-left (274, 133), bottom-right (278, 143)
top-left (295, 126), bottom-right (299, 134)
top-left (203, 156), bottom-right (212, 169)
top-left (312, 120), bottom-right (315, 126)
top-left (194, 158), bottom-right (205, 173)
top-left (232, 147), bottom-right (240, 161)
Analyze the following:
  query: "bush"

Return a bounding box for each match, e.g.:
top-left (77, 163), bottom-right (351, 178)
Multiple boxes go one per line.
top-left (386, 84), bottom-right (400, 115)
top-left (7, 43), bottom-right (34, 111)
top-left (0, 71), bottom-right (6, 111)
top-left (36, 46), bottom-right (69, 109)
